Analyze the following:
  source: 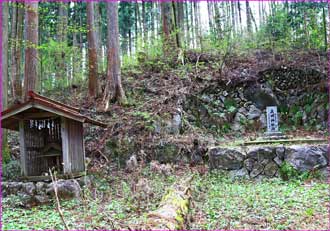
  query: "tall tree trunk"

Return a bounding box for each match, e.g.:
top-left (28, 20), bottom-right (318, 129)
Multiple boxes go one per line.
top-left (322, 1), bottom-right (327, 51)
top-left (231, 1), bottom-right (236, 36)
top-left (184, 1), bottom-right (190, 48)
top-left (249, 4), bottom-right (258, 33)
top-left (95, 3), bottom-right (103, 73)
top-left (103, 2), bottom-right (126, 109)
top-left (246, 0), bottom-right (252, 35)
top-left (196, 2), bottom-right (203, 49)
top-left (57, 3), bottom-right (68, 43)
top-left (156, 2), bottom-right (161, 40)
top-left (79, 3), bottom-right (84, 76)
top-left (72, 31), bottom-right (77, 85)
top-left (161, 2), bottom-right (177, 54)
top-left (135, 0), bottom-right (142, 48)
top-left (171, 2), bottom-right (180, 48)
top-left (71, 2), bottom-right (79, 85)
top-left (87, 1), bottom-right (98, 99)
top-left (134, 1), bottom-right (139, 49)
top-left (207, 0), bottom-right (214, 34)
top-left (177, 2), bottom-right (184, 48)
top-left (214, 2), bottom-right (222, 38)
top-left (24, 2), bottom-right (38, 100)
top-left (193, 2), bottom-right (201, 48)
top-left (11, 2), bottom-right (23, 101)
top-left (2, 2), bottom-right (9, 162)
top-left (237, 1), bottom-right (242, 34)
top-left (142, 0), bottom-right (146, 46)
top-left (190, 2), bottom-right (195, 48)
top-left (128, 28), bottom-right (132, 55)
top-left (56, 2), bottom-right (68, 84)
top-left (151, 2), bottom-right (155, 41)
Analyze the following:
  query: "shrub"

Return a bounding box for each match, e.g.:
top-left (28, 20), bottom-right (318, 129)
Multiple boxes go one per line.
top-left (2, 160), bottom-right (21, 181)
top-left (279, 161), bottom-right (300, 181)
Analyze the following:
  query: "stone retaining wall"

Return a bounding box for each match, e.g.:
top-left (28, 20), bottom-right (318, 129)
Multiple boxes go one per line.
top-left (209, 144), bottom-right (329, 179)
top-left (2, 176), bottom-right (91, 208)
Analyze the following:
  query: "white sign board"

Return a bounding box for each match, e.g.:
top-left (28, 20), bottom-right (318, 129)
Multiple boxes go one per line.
top-left (266, 106), bottom-right (278, 133)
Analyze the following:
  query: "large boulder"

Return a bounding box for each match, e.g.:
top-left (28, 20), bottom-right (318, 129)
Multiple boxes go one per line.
top-left (165, 109), bottom-right (182, 135)
top-left (275, 146), bottom-right (286, 160)
top-left (285, 145), bottom-right (328, 171)
top-left (208, 147), bottom-right (245, 170)
top-left (22, 182), bottom-right (36, 196)
top-left (249, 161), bottom-right (265, 178)
top-left (243, 158), bottom-right (255, 172)
top-left (319, 167), bottom-right (330, 179)
top-left (36, 182), bottom-right (47, 194)
top-left (263, 161), bottom-right (278, 177)
top-left (2, 181), bottom-right (23, 196)
top-left (46, 179), bottom-right (81, 200)
top-left (244, 84), bottom-right (279, 110)
top-left (247, 146), bottom-right (276, 161)
top-left (155, 142), bottom-right (181, 163)
top-left (231, 113), bottom-right (246, 131)
top-left (247, 105), bottom-right (262, 120)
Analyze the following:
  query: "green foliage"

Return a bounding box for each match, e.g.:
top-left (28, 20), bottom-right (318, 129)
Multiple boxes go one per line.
top-left (278, 161), bottom-right (321, 182)
top-left (256, 2), bottom-right (328, 51)
top-left (191, 173), bottom-right (329, 230)
top-left (2, 160), bottom-right (21, 181)
top-left (223, 98), bottom-right (237, 111)
top-left (2, 141), bottom-right (10, 164)
top-left (131, 111), bottom-right (160, 132)
top-left (105, 137), bottom-right (136, 167)
top-left (2, 168), bottom-right (177, 230)
top-left (279, 161), bottom-right (300, 181)
top-left (39, 39), bottom-right (83, 91)
top-left (133, 37), bottom-right (171, 73)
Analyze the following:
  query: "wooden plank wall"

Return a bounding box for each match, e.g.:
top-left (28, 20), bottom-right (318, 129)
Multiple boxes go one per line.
top-left (67, 120), bottom-right (85, 173)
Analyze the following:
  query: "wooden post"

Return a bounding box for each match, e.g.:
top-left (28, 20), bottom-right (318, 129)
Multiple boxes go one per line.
top-left (61, 117), bottom-right (71, 174)
top-left (82, 126), bottom-right (86, 172)
top-left (19, 120), bottom-right (27, 176)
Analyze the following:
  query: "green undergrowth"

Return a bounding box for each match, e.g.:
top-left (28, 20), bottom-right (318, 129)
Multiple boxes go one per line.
top-left (2, 168), bottom-right (176, 230)
top-left (191, 172), bottom-right (330, 230)
top-left (2, 168), bottom-right (329, 230)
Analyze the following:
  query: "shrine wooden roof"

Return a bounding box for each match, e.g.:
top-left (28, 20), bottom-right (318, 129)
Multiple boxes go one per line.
top-left (1, 91), bottom-right (107, 131)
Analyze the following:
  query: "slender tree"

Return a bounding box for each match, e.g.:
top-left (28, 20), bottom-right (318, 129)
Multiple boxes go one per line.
top-left (176, 2), bottom-right (184, 48)
top-left (237, 1), bottom-right (242, 34)
top-left (142, 0), bottom-right (146, 45)
top-left (24, 2), bottom-right (38, 100)
top-left (207, 0), bottom-right (214, 34)
top-left (56, 2), bottom-right (68, 82)
top-left (103, 2), bottom-right (126, 109)
top-left (95, 3), bottom-right (103, 72)
top-left (2, 2), bottom-right (9, 162)
top-left (214, 2), bottom-right (222, 38)
top-left (322, 1), bottom-right (327, 51)
top-left (150, 1), bottom-right (156, 41)
top-left (87, 1), bottom-right (98, 99)
top-left (185, 2), bottom-right (191, 47)
top-left (246, 0), bottom-right (252, 35)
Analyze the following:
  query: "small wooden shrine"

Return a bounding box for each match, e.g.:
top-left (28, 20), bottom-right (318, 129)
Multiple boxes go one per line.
top-left (1, 91), bottom-right (106, 180)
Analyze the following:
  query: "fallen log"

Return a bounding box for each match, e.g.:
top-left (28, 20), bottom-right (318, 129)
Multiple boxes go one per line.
top-left (136, 175), bottom-right (194, 230)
